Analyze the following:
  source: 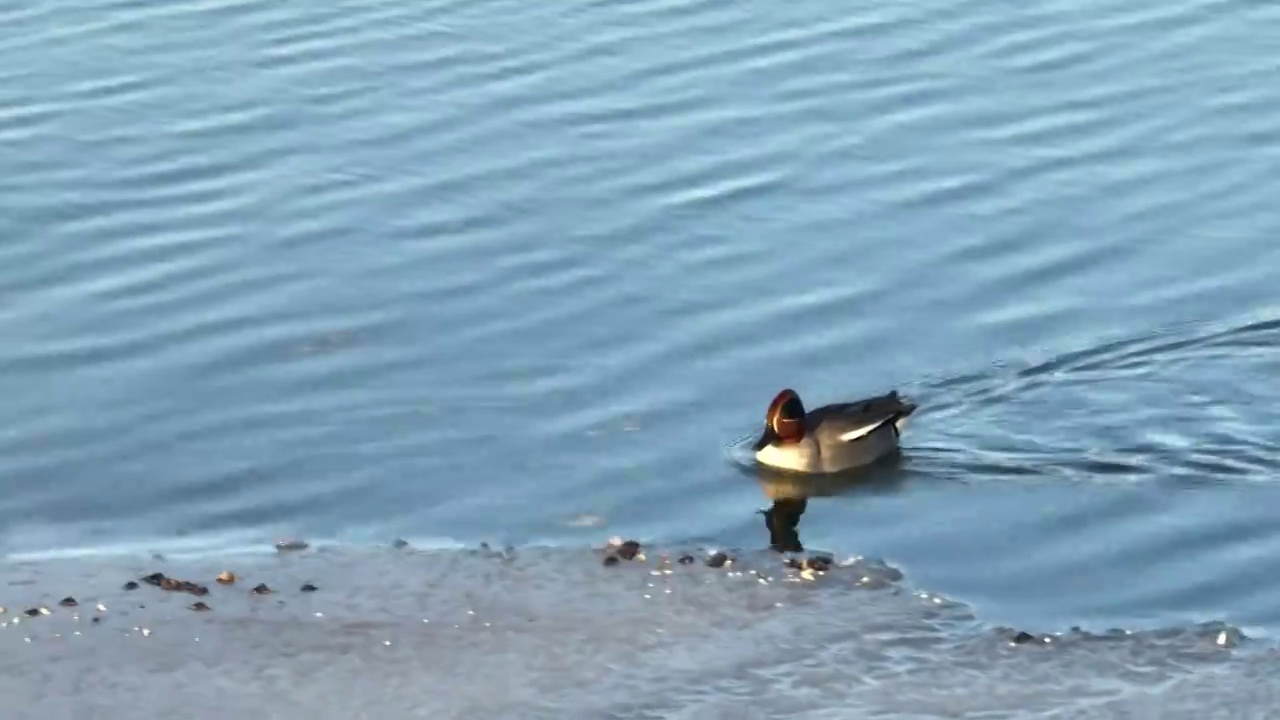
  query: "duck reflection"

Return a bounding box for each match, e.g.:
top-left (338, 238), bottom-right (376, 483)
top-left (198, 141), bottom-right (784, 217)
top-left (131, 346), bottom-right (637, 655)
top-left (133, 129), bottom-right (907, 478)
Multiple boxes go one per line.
top-left (760, 497), bottom-right (807, 552)
top-left (754, 454), bottom-right (907, 554)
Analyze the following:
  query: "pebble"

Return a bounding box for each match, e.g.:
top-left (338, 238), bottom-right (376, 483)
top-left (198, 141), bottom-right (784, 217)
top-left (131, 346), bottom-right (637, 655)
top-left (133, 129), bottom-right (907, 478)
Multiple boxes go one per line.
top-left (1011, 631), bottom-right (1037, 645)
top-left (155, 575), bottom-right (210, 596)
top-left (216, 571), bottom-right (237, 585)
top-left (677, 555), bottom-right (695, 565)
top-left (190, 602), bottom-right (212, 612)
top-left (276, 539), bottom-right (309, 552)
top-left (615, 540), bottom-right (642, 561)
top-left (123, 581), bottom-right (139, 591)
top-left (251, 583), bottom-right (273, 595)
top-left (58, 597), bottom-right (78, 608)
top-left (602, 555), bottom-right (620, 567)
top-left (706, 552), bottom-right (731, 568)
top-left (300, 583), bottom-right (319, 593)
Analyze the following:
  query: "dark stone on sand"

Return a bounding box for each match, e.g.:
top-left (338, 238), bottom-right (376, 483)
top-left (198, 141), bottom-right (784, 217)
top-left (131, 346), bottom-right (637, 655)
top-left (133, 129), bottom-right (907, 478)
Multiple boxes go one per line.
top-left (276, 539), bottom-right (309, 552)
top-left (804, 556), bottom-right (833, 572)
top-left (1012, 631), bottom-right (1036, 644)
top-left (149, 574), bottom-right (210, 596)
top-left (91, 617), bottom-right (101, 624)
top-left (616, 540), bottom-right (641, 561)
top-left (59, 597), bottom-right (78, 607)
top-left (677, 555), bottom-right (695, 565)
top-left (602, 555), bottom-right (620, 566)
top-left (123, 581), bottom-right (140, 591)
top-left (251, 583), bottom-right (273, 595)
top-left (706, 552), bottom-right (730, 568)
top-left (300, 583), bottom-right (318, 592)
top-left (23, 608), bottom-right (42, 617)
top-left (190, 602), bottom-right (212, 612)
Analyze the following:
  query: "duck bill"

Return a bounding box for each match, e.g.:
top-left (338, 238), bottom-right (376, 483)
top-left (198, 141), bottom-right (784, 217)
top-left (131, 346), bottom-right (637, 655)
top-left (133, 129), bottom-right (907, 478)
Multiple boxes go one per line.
top-left (751, 427), bottom-right (775, 452)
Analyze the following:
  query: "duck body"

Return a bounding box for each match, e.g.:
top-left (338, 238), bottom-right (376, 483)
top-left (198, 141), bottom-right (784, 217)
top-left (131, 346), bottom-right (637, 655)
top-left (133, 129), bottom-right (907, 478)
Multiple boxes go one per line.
top-left (752, 388), bottom-right (916, 474)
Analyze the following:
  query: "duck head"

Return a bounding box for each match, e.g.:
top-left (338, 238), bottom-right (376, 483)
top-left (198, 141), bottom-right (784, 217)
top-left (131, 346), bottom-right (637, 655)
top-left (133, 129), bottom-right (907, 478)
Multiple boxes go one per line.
top-left (752, 388), bottom-right (807, 451)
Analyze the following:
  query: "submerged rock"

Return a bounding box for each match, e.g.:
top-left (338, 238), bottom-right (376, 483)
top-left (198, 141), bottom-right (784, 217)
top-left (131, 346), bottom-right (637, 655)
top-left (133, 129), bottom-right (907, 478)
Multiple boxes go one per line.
top-left (1011, 631), bottom-right (1037, 645)
top-left (251, 583), bottom-right (273, 595)
top-left (58, 597), bottom-right (78, 608)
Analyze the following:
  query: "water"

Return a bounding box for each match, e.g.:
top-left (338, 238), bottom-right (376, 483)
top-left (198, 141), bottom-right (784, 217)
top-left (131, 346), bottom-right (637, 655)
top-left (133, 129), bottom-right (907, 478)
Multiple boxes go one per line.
top-left (3, 0), bottom-right (1280, 716)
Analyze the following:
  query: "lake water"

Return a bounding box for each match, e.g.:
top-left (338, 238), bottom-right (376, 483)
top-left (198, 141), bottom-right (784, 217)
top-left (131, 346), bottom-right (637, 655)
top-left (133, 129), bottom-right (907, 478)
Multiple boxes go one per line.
top-left (4, 0), bottom-right (1280, 717)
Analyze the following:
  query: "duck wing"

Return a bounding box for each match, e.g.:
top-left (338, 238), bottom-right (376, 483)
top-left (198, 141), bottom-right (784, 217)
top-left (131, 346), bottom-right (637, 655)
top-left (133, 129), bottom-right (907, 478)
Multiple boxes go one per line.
top-left (810, 391), bottom-right (917, 442)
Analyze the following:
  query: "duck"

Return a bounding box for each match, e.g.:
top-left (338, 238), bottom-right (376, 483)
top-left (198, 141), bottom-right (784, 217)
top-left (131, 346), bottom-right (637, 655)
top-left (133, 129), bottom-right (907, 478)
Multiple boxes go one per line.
top-left (751, 388), bottom-right (916, 474)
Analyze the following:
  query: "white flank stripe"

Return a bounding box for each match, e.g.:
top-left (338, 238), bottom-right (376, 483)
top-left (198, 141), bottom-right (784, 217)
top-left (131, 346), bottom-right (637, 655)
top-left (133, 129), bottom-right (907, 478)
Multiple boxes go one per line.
top-left (839, 420), bottom-right (888, 442)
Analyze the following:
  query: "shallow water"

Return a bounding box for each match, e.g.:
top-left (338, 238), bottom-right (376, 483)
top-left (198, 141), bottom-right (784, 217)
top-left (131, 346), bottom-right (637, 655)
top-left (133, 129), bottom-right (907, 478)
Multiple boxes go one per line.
top-left (0, 547), bottom-right (1267, 720)
top-left (3, 0), bottom-right (1280, 716)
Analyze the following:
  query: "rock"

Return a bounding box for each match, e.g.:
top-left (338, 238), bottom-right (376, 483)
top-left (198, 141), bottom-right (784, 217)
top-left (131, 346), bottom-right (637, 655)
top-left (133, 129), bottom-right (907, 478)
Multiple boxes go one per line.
top-left (1012, 631), bottom-right (1036, 644)
top-left (804, 555), bottom-right (833, 572)
top-left (300, 583), bottom-right (318, 593)
top-left (677, 555), bottom-right (695, 565)
top-left (141, 572), bottom-right (166, 587)
top-left (616, 540), bottom-right (641, 561)
top-left (58, 597), bottom-right (78, 608)
top-left (123, 581), bottom-right (140, 591)
top-left (706, 552), bottom-right (731, 568)
top-left (602, 555), bottom-right (620, 567)
top-left (251, 583), bottom-right (273, 595)
top-left (216, 571), bottom-right (237, 585)
top-left (190, 602), bottom-right (212, 612)
top-left (275, 539), bottom-right (309, 552)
